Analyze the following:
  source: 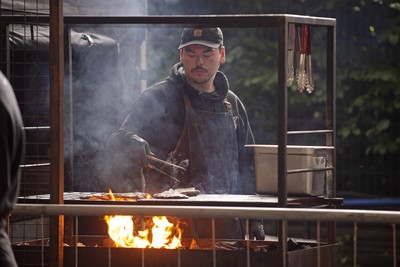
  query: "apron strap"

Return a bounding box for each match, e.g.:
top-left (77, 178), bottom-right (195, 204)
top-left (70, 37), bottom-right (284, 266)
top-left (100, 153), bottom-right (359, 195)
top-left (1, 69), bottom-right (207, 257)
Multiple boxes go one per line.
top-left (224, 97), bottom-right (238, 129)
top-left (183, 93), bottom-right (192, 110)
top-left (224, 97), bottom-right (233, 114)
top-left (174, 94), bottom-right (190, 153)
top-left (161, 94), bottom-right (191, 187)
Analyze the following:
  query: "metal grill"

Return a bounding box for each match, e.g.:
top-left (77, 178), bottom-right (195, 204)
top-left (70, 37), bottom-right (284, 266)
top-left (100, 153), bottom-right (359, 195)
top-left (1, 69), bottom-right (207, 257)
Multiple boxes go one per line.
top-left (1, 1), bottom-right (342, 266)
top-left (10, 204), bottom-right (400, 267)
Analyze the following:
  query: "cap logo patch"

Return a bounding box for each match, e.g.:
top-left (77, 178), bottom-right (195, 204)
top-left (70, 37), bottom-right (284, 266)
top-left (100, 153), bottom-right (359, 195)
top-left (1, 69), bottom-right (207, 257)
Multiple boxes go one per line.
top-left (193, 29), bottom-right (203, 37)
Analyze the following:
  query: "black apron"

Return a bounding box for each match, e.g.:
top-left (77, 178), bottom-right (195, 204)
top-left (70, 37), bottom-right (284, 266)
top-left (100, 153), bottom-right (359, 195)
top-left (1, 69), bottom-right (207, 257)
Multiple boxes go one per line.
top-left (169, 94), bottom-right (243, 239)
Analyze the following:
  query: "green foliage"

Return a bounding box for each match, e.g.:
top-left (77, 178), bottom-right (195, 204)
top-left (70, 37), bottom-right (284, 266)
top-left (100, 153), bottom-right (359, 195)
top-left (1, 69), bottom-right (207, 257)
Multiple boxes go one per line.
top-left (337, 0), bottom-right (400, 158)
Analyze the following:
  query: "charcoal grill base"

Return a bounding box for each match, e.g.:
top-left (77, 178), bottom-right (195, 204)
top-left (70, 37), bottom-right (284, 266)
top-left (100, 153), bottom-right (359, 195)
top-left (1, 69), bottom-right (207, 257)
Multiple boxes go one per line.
top-left (13, 239), bottom-right (337, 267)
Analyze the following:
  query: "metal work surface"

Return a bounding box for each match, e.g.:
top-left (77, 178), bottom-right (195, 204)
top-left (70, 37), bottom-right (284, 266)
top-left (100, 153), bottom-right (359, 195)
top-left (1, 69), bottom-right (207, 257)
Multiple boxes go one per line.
top-left (18, 192), bottom-right (342, 208)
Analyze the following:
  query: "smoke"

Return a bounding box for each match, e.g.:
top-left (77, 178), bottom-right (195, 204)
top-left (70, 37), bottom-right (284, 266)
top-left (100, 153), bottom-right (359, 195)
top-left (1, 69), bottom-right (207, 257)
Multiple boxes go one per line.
top-left (64, 27), bottom-right (147, 191)
top-left (6, 0), bottom-right (185, 192)
top-left (60, 16), bottom-right (181, 191)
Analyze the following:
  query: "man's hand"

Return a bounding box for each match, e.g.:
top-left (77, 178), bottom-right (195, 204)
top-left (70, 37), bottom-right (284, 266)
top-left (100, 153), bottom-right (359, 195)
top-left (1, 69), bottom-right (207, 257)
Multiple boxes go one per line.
top-left (124, 133), bottom-right (152, 167)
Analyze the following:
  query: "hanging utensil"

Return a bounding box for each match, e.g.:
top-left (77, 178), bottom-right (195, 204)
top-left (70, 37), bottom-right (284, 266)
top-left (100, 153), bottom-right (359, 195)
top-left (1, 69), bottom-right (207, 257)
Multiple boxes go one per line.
top-left (305, 25), bottom-right (315, 93)
top-left (296, 25), bottom-right (307, 93)
top-left (287, 23), bottom-right (296, 87)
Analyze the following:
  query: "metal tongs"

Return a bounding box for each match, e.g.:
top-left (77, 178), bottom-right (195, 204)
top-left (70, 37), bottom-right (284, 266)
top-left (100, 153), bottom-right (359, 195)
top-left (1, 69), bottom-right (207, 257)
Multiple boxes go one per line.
top-left (296, 25), bottom-right (307, 93)
top-left (305, 25), bottom-right (314, 93)
top-left (287, 23), bottom-right (296, 87)
top-left (145, 154), bottom-right (186, 184)
top-left (296, 25), bottom-right (314, 93)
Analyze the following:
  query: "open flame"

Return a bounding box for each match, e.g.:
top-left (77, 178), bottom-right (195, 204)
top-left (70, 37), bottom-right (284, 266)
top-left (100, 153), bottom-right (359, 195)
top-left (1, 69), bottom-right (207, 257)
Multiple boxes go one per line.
top-left (104, 189), bottom-right (182, 249)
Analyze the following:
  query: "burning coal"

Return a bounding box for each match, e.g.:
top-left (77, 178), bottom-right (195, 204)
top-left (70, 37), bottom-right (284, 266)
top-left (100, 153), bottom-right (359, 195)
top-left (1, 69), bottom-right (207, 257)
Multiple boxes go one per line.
top-left (104, 190), bottom-right (183, 249)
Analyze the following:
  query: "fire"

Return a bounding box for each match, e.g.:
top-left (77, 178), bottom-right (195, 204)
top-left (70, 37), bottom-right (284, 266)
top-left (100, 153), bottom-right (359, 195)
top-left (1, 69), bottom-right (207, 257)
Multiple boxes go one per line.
top-left (150, 216), bottom-right (182, 249)
top-left (104, 189), bottom-right (182, 249)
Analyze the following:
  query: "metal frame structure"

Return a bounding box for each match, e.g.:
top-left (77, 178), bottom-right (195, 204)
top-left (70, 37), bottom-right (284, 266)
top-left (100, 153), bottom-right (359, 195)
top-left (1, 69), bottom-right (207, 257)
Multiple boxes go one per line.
top-left (2, 13), bottom-right (336, 267)
top-left (11, 203), bottom-right (400, 267)
top-left (67, 14), bottom-right (337, 267)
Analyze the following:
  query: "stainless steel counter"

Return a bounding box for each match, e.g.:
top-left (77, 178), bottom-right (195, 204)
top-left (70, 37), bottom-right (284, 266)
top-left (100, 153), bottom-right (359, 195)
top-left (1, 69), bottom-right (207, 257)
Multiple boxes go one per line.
top-left (19, 192), bottom-right (343, 208)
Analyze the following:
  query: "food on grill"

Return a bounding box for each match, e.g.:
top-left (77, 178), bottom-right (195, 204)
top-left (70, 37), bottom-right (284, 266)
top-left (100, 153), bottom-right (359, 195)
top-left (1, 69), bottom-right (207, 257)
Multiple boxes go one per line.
top-left (79, 192), bottom-right (149, 201)
top-left (153, 190), bottom-right (188, 199)
top-left (79, 187), bottom-right (199, 200)
top-left (174, 187), bottom-right (201, 196)
top-left (153, 187), bottom-right (200, 199)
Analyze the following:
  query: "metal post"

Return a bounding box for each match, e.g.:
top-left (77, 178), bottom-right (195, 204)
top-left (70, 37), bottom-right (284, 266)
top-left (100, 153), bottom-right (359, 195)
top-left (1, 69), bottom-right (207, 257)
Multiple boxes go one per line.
top-left (326, 23), bottom-right (337, 245)
top-left (277, 19), bottom-right (289, 267)
top-left (393, 224), bottom-right (397, 267)
top-left (49, 0), bottom-right (64, 266)
top-left (326, 23), bottom-right (336, 199)
top-left (212, 218), bottom-right (216, 267)
top-left (353, 222), bottom-right (358, 267)
top-left (317, 221), bottom-right (321, 267)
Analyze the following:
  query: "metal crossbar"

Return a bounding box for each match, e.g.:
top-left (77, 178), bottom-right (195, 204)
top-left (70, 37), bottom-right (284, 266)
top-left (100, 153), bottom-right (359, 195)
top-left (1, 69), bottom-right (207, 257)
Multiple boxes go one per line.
top-left (12, 204), bottom-right (400, 223)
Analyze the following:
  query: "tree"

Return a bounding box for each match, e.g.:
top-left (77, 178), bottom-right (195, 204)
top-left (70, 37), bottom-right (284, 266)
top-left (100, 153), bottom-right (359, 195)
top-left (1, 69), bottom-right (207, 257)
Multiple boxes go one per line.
top-left (335, 0), bottom-right (400, 195)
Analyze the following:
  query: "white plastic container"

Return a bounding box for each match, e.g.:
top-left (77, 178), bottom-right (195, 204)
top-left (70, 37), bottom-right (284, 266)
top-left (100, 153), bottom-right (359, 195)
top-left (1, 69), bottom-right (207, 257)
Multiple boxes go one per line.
top-left (246, 144), bottom-right (328, 196)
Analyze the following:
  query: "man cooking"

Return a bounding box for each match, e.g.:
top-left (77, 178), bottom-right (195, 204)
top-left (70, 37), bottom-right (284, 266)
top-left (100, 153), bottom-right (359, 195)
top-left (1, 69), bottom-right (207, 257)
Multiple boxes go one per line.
top-left (107, 27), bottom-right (264, 240)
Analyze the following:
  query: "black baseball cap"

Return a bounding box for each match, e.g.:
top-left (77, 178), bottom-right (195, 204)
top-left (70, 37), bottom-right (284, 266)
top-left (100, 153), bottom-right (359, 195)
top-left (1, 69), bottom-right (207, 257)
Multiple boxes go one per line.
top-left (178, 27), bottom-right (223, 49)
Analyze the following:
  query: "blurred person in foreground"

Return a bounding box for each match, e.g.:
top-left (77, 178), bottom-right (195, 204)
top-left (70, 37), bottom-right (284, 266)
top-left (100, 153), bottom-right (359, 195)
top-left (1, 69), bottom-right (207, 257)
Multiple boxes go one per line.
top-left (0, 71), bottom-right (24, 267)
top-left (108, 27), bottom-right (264, 240)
